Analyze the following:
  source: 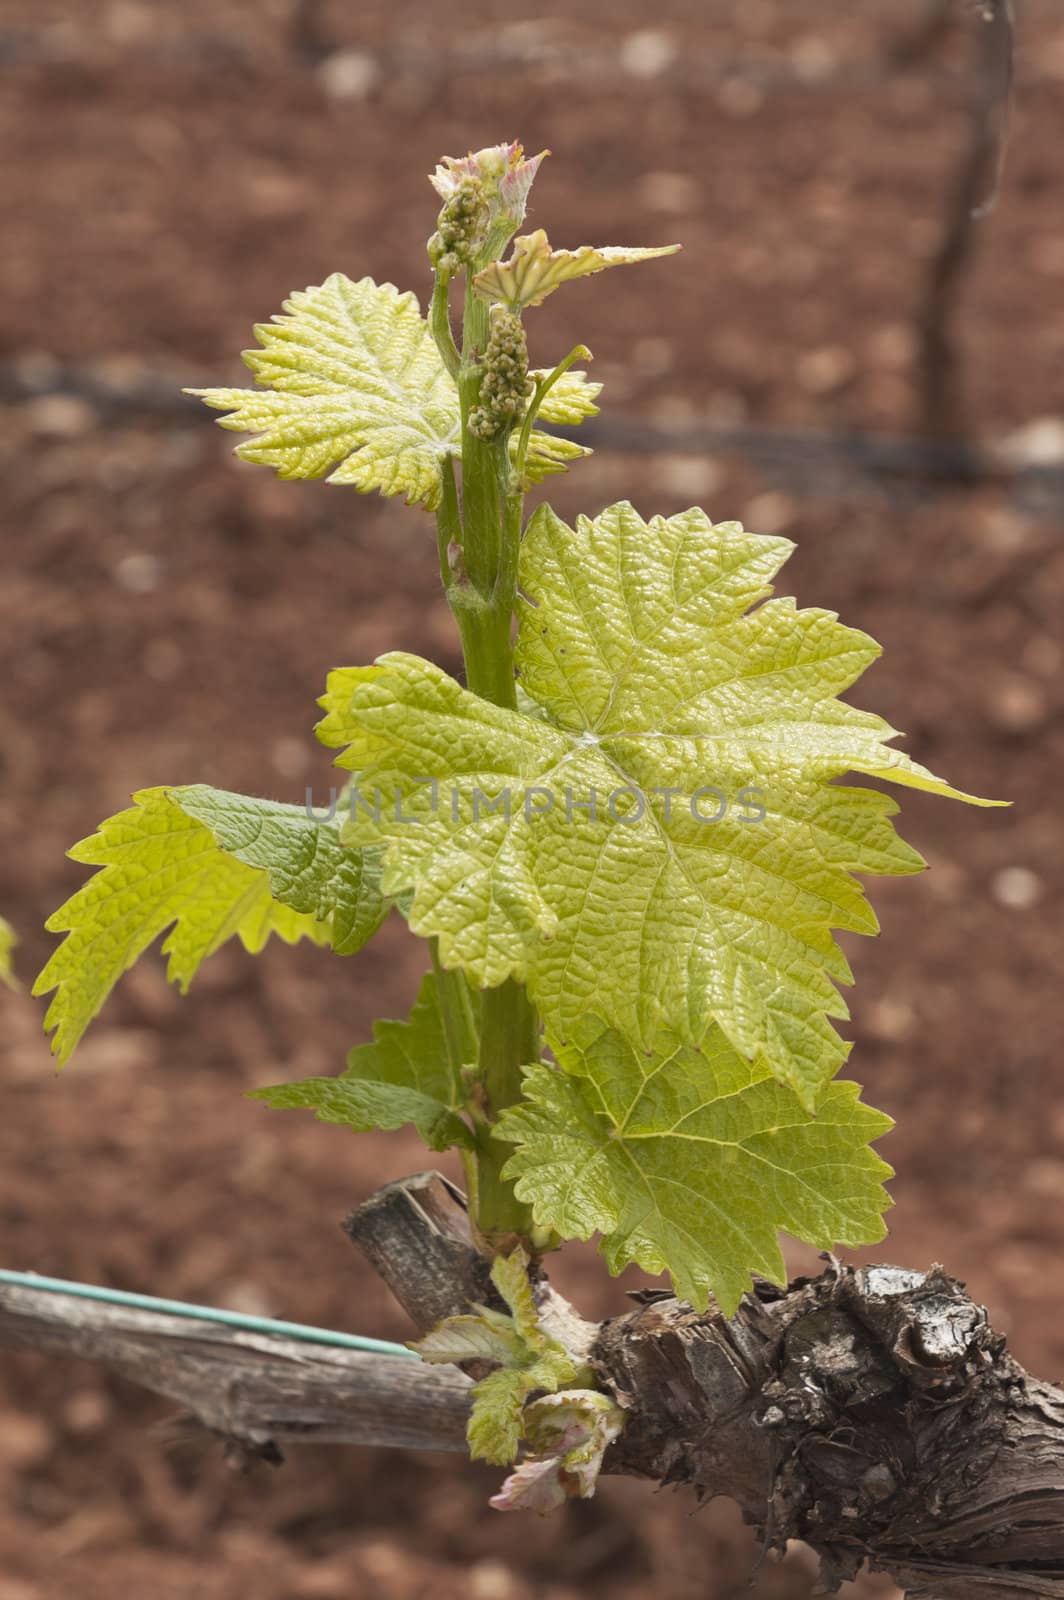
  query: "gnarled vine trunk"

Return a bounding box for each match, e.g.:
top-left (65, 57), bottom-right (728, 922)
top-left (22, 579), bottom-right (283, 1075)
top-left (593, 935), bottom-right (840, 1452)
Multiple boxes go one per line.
top-left (344, 1174), bottom-right (1064, 1599)
top-left (594, 1267), bottom-right (1064, 1597)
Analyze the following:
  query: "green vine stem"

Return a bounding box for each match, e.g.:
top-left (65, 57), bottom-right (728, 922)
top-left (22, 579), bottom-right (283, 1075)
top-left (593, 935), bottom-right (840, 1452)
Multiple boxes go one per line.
top-left (430, 261), bottom-right (541, 1251)
top-left (427, 937), bottom-right (477, 1081)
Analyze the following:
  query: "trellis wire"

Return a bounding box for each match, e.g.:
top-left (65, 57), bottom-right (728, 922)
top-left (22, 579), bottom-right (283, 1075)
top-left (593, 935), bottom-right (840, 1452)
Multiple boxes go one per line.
top-left (0, 1268), bottom-right (418, 1359)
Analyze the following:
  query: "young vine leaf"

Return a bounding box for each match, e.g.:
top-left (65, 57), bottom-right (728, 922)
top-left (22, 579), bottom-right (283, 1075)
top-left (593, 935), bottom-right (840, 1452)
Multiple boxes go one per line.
top-left (525, 368), bottom-right (601, 425)
top-left (34, 786), bottom-right (387, 1064)
top-left (411, 1305), bottom-right (529, 1368)
top-left (320, 502), bottom-right (1000, 1110)
top-left (516, 432), bottom-right (591, 487)
top-left (412, 1247), bottom-right (579, 1466)
top-left (473, 229), bottom-right (681, 310)
top-left (495, 1018), bottom-right (893, 1315)
top-left (252, 971), bottom-right (476, 1152)
top-left (189, 275), bottom-right (601, 508)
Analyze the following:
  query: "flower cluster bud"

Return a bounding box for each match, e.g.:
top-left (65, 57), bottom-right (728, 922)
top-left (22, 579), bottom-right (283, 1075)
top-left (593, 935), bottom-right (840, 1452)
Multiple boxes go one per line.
top-left (467, 311), bottom-right (533, 441)
top-left (430, 143), bottom-right (546, 232)
top-left (428, 177), bottom-right (489, 279)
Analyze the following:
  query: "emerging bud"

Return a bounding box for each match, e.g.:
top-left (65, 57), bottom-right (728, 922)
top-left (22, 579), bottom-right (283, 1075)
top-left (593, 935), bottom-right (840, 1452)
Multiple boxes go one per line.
top-left (428, 176), bottom-right (489, 279)
top-left (467, 310), bottom-right (533, 442)
top-left (430, 142), bottom-right (548, 234)
top-left (490, 1391), bottom-right (626, 1515)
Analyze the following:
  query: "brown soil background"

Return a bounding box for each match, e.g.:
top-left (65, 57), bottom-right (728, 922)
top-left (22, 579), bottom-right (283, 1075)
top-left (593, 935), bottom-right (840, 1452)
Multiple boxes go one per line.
top-left (0, 3), bottom-right (1062, 1596)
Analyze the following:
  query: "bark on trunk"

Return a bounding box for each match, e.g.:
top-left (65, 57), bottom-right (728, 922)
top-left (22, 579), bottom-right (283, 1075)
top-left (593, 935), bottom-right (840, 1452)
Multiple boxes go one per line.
top-left (593, 1266), bottom-right (1064, 1598)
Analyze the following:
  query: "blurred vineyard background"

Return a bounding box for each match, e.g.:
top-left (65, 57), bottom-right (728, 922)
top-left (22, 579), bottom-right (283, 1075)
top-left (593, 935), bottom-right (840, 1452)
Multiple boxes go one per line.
top-left (1, 2), bottom-right (1062, 1596)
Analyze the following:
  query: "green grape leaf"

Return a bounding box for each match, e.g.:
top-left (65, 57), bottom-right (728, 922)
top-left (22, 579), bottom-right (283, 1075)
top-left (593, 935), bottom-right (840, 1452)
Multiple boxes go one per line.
top-left (251, 970), bottom-right (475, 1151)
top-left (319, 503), bottom-right (999, 1107)
top-left (190, 276), bottom-right (604, 508)
top-left (188, 275), bottom-right (461, 507)
top-left (496, 1019), bottom-right (893, 1315)
top-left (0, 916), bottom-right (17, 990)
top-left (489, 1242), bottom-right (544, 1345)
top-left (173, 785), bottom-right (387, 956)
top-left (466, 1368), bottom-right (537, 1466)
top-left (320, 654), bottom-right (567, 982)
top-left (473, 230), bottom-right (680, 310)
top-left (530, 368), bottom-right (601, 426)
top-left (34, 786), bottom-right (386, 1065)
top-left (517, 431), bottom-right (592, 487)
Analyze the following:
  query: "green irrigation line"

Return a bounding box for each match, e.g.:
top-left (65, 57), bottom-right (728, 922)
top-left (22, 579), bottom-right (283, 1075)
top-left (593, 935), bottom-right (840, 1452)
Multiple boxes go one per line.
top-left (0, 1268), bottom-right (418, 1360)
